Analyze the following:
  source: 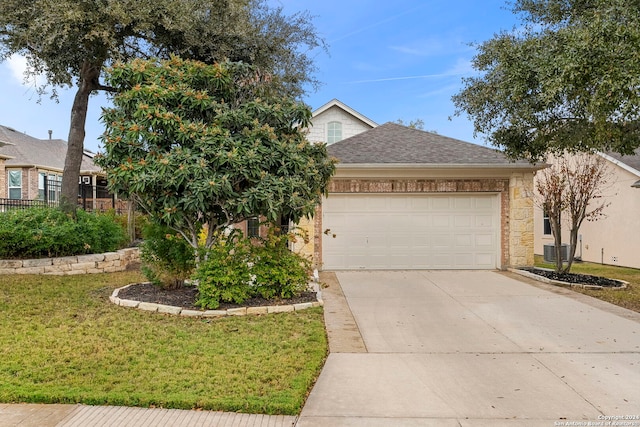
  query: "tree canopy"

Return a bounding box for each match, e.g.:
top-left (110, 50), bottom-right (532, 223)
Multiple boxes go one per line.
top-left (95, 57), bottom-right (336, 250)
top-left (453, 0), bottom-right (640, 162)
top-left (0, 0), bottom-right (323, 208)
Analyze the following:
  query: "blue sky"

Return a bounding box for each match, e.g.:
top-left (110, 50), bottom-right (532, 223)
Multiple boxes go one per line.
top-left (0, 0), bottom-right (519, 152)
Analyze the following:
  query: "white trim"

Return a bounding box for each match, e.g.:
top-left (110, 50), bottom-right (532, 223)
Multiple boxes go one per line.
top-left (312, 99), bottom-right (378, 128)
top-left (597, 152), bottom-right (640, 178)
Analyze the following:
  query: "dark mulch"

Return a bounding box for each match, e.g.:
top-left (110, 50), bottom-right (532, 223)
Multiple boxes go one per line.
top-left (520, 267), bottom-right (624, 288)
top-left (117, 282), bottom-right (318, 310)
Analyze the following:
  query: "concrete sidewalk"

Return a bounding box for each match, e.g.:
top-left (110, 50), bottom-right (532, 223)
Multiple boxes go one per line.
top-left (297, 270), bottom-right (640, 426)
top-left (0, 403), bottom-right (296, 426)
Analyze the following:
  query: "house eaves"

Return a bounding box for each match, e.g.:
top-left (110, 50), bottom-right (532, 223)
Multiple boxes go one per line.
top-left (598, 152), bottom-right (640, 178)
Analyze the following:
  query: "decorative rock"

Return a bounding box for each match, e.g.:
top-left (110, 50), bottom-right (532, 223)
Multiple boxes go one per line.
top-left (138, 302), bottom-right (159, 312)
top-left (52, 256), bottom-right (78, 265)
top-left (157, 304), bottom-right (182, 315)
top-left (227, 307), bottom-right (247, 316)
top-left (180, 310), bottom-right (204, 317)
top-left (77, 254), bottom-right (105, 263)
top-left (202, 310), bottom-right (227, 318)
top-left (268, 305), bottom-right (294, 314)
top-left (247, 306), bottom-right (268, 315)
top-left (23, 258), bottom-right (52, 267)
top-left (16, 266), bottom-right (45, 274)
top-left (119, 299), bottom-right (140, 308)
top-left (294, 302), bottom-right (313, 311)
top-left (0, 260), bottom-right (23, 268)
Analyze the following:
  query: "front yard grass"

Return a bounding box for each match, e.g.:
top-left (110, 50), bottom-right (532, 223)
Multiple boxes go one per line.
top-left (0, 271), bottom-right (327, 415)
top-left (534, 255), bottom-right (640, 313)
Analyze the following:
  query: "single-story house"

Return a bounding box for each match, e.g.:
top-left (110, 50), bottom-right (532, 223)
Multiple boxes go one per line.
top-left (534, 149), bottom-right (640, 269)
top-left (0, 124), bottom-right (117, 211)
top-left (296, 121), bottom-right (544, 270)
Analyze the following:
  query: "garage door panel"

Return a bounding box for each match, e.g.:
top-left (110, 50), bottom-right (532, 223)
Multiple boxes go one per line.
top-left (322, 194), bottom-right (499, 270)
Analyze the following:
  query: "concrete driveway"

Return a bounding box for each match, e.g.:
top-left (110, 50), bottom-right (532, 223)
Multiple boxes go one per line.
top-left (297, 270), bottom-right (640, 426)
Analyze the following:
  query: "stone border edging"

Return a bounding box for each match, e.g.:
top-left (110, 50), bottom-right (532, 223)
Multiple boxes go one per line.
top-left (509, 267), bottom-right (628, 290)
top-left (0, 248), bottom-right (140, 275)
top-left (110, 273), bottom-right (324, 318)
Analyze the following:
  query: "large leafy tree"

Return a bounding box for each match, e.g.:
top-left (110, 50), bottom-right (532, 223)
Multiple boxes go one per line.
top-left (0, 0), bottom-right (322, 210)
top-left (536, 153), bottom-right (611, 273)
top-left (453, 0), bottom-right (640, 162)
top-left (95, 57), bottom-right (335, 252)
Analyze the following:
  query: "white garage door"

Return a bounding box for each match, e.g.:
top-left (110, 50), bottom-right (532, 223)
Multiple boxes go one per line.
top-left (322, 194), bottom-right (499, 270)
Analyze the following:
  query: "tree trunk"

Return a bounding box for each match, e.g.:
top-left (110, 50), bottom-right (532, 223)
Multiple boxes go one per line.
top-left (550, 210), bottom-right (563, 273)
top-left (564, 227), bottom-right (579, 273)
top-left (127, 199), bottom-right (136, 243)
top-left (60, 62), bottom-right (101, 213)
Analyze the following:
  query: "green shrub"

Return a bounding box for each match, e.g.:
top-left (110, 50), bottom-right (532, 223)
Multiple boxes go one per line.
top-left (0, 208), bottom-right (127, 259)
top-left (193, 231), bottom-right (253, 309)
top-left (140, 221), bottom-right (195, 289)
top-left (109, 208), bottom-right (149, 241)
top-left (194, 227), bottom-right (312, 309)
top-left (251, 229), bottom-right (312, 299)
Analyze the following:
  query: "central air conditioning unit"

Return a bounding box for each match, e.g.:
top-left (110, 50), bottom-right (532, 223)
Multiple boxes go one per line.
top-left (543, 244), bottom-right (568, 263)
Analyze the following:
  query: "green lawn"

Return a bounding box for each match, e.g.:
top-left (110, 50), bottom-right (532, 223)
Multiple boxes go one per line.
top-left (0, 271), bottom-right (327, 415)
top-left (534, 255), bottom-right (640, 313)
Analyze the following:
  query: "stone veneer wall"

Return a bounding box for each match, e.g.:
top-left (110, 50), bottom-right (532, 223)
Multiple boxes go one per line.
top-left (0, 247), bottom-right (140, 275)
top-left (302, 177), bottom-right (536, 270)
top-left (508, 173), bottom-right (535, 267)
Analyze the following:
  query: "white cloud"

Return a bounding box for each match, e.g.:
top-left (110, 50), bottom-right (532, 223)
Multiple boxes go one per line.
top-left (6, 54), bottom-right (47, 87)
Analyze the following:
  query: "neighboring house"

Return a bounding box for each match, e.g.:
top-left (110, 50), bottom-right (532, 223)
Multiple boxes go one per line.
top-left (296, 122), bottom-right (544, 270)
top-left (0, 125), bottom-right (114, 210)
top-left (533, 149), bottom-right (640, 269)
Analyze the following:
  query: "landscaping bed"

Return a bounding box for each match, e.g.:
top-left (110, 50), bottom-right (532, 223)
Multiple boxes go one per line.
top-left (518, 267), bottom-right (626, 289)
top-left (117, 281), bottom-right (318, 310)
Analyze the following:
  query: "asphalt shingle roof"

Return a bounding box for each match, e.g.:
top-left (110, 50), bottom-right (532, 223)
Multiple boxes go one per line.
top-left (0, 125), bottom-right (100, 173)
top-left (327, 122), bottom-right (532, 166)
top-left (603, 148), bottom-right (640, 173)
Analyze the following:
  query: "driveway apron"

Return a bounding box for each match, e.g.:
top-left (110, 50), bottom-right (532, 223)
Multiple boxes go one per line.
top-left (298, 270), bottom-right (640, 426)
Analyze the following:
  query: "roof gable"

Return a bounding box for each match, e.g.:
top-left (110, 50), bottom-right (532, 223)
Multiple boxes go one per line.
top-left (328, 122), bottom-right (533, 166)
top-left (312, 99), bottom-right (378, 128)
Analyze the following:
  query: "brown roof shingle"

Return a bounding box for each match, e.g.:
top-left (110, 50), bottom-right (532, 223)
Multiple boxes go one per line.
top-left (327, 122), bottom-right (532, 166)
top-left (0, 125), bottom-right (100, 173)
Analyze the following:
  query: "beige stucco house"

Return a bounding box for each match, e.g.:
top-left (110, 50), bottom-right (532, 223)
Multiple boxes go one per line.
top-left (534, 150), bottom-right (640, 269)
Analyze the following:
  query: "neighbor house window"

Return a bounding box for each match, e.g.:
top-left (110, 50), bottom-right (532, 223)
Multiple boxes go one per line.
top-left (48, 174), bottom-right (61, 202)
top-left (543, 209), bottom-right (551, 235)
top-left (247, 217), bottom-right (260, 238)
top-left (327, 121), bottom-right (342, 144)
top-left (38, 172), bottom-right (46, 200)
top-left (8, 169), bottom-right (22, 199)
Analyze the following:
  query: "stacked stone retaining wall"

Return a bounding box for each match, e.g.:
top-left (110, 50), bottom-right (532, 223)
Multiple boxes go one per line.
top-left (0, 248), bottom-right (140, 275)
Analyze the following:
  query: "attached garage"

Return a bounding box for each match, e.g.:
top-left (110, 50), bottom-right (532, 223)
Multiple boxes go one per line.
top-left (322, 193), bottom-right (499, 270)
top-left (304, 122), bottom-right (545, 271)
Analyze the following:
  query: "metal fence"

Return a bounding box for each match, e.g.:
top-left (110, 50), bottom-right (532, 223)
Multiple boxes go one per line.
top-left (0, 180), bottom-right (127, 214)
